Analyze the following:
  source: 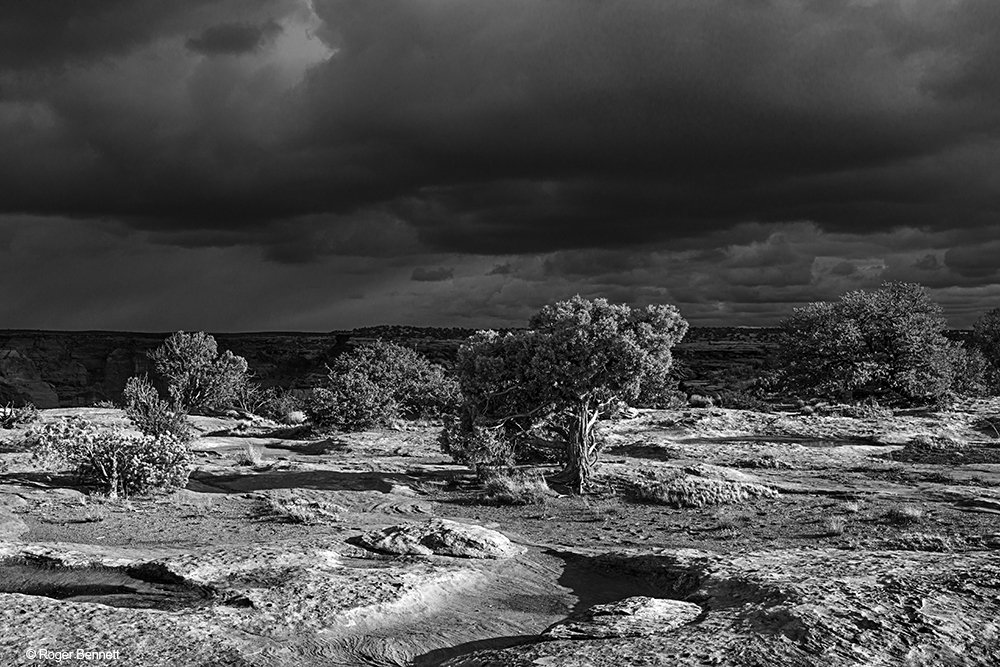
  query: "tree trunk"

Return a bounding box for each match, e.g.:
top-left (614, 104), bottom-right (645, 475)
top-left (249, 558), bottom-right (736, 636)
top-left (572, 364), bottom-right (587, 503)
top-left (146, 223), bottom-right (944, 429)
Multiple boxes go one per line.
top-left (561, 401), bottom-right (598, 493)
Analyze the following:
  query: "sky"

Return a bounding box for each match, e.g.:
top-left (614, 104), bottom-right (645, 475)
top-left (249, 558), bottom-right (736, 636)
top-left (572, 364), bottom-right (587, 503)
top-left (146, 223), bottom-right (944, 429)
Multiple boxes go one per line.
top-left (2, 0), bottom-right (1000, 331)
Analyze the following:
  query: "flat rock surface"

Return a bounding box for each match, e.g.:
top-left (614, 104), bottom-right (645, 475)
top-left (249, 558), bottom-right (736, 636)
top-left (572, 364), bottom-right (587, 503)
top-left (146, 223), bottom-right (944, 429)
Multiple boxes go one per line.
top-left (543, 596), bottom-right (703, 639)
top-left (2, 403), bottom-right (1000, 665)
top-left (446, 547), bottom-right (1000, 666)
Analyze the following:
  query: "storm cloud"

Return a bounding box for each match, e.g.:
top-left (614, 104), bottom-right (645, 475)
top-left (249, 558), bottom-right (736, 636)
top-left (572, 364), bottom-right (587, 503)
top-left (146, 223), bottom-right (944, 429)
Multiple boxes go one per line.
top-left (1, 0), bottom-right (1000, 329)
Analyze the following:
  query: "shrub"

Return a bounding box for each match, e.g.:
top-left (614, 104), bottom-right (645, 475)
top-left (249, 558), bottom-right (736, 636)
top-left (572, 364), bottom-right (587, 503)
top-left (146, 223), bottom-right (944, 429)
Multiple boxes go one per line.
top-left (259, 492), bottom-right (343, 525)
top-left (949, 340), bottom-right (999, 396)
top-left (306, 373), bottom-right (398, 432)
top-left (445, 297), bottom-right (688, 492)
top-left (262, 388), bottom-right (307, 423)
top-left (149, 331), bottom-right (249, 413)
top-left (480, 469), bottom-right (551, 506)
top-left (885, 532), bottom-right (957, 552)
top-left (0, 402), bottom-right (38, 429)
top-left (884, 505), bottom-right (923, 526)
top-left (776, 282), bottom-right (956, 406)
top-left (122, 375), bottom-right (193, 441)
top-left (231, 383), bottom-right (306, 423)
top-left (972, 308), bottom-right (1000, 369)
top-left (633, 474), bottom-right (778, 508)
top-left (307, 341), bottom-right (459, 432)
top-left (439, 408), bottom-right (516, 470)
top-left (25, 417), bottom-right (190, 498)
top-left (231, 381), bottom-right (274, 417)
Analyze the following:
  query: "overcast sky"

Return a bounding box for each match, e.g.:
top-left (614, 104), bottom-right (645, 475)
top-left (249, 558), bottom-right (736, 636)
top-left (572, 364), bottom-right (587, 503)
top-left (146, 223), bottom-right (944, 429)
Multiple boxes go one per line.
top-left (2, 0), bottom-right (1000, 331)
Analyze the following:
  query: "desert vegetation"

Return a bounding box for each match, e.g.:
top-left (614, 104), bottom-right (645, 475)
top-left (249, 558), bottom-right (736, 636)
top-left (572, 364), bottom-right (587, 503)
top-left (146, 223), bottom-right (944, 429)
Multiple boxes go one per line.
top-left (306, 339), bottom-right (459, 432)
top-left (775, 282), bottom-right (967, 406)
top-left (3, 286), bottom-right (1000, 665)
top-left (23, 416), bottom-right (190, 499)
top-left (0, 401), bottom-right (36, 429)
top-left (148, 330), bottom-right (250, 413)
top-left (442, 296), bottom-right (688, 492)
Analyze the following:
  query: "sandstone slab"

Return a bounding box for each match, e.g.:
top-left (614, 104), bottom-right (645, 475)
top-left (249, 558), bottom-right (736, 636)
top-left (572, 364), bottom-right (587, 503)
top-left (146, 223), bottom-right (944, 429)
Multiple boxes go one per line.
top-left (360, 519), bottom-right (526, 558)
top-left (543, 596), bottom-right (702, 639)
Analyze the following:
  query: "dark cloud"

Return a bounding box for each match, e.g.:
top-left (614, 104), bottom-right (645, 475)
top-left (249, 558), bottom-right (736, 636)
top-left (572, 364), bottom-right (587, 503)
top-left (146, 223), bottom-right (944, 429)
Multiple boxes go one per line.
top-left (944, 242), bottom-right (1000, 279)
top-left (411, 266), bottom-right (454, 282)
top-left (2, 1), bottom-right (1000, 329)
top-left (187, 21), bottom-right (283, 56)
top-left (830, 261), bottom-right (858, 277)
top-left (913, 254), bottom-right (941, 271)
top-left (0, 1), bottom-right (286, 70)
top-left (2, 0), bottom-right (1000, 248)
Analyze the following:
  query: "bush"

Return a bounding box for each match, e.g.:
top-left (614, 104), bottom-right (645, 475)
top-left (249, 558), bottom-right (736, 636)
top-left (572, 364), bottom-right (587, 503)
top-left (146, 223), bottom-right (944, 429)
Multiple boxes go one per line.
top-left (307, 341), bottom-right (459, 432)
top-left (306, 374), bottom-right (397, 432)
top-left (263, 389), bottom-right (307, 424)
top-left (231, 381), bottom-right (274, 417)
top-left (972, 308), bottom-right (1000, 369)
top-left (776, 282), bottom-right (956, 406)
top-left (149, 331), bottom-right (249, 413)
top-left (122, 375), bottom-right (193, 441)
top-left (884, 504), bottom-right (923, 526)
top-left (233, 383), bottom-right (307, 423)
top-left (0, 402), bottom-right (38, 429)
top-left (953, 334), bottom-right (1000, 396)
top-left (439, 408), bottom-right (516, 470)
top-left (25, 417), bottom-right (190, 498)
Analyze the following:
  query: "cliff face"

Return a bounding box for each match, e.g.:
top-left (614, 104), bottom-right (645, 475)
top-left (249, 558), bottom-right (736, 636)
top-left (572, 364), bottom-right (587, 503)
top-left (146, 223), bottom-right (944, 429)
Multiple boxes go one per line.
top-left (0, 327), bottom-right (781, 408)
top-left (0, 331), bottom-right (348, 408)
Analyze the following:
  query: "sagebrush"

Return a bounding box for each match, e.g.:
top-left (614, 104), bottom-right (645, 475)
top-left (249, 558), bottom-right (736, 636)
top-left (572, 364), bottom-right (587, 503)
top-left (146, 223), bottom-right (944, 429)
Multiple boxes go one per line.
top-left (25, 417), bottom-right (190, 498)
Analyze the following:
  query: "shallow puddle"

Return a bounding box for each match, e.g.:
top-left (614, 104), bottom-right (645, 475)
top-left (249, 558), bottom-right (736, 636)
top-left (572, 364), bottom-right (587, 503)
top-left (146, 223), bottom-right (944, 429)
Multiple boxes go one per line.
top-left (0, 560), bottom-right (220, 611)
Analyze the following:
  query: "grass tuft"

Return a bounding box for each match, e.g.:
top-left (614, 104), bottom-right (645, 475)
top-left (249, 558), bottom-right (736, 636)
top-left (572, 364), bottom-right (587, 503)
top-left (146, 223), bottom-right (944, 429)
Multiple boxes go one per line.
top-left (480, 469), bottom-right (552, 506)
top-left (235, 443), bottom-right (268, 468)
top-left (633, 474), bottom-right (778, 508)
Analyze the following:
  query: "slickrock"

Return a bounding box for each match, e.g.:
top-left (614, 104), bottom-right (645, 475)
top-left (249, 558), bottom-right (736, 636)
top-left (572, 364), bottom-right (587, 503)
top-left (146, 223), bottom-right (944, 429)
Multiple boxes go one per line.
top-left (360, 518), bottom-right (526, 558)
top-left (444, 548), bottom-right (1000, 666)
top-left (543, 596), bottom-right (703, 639)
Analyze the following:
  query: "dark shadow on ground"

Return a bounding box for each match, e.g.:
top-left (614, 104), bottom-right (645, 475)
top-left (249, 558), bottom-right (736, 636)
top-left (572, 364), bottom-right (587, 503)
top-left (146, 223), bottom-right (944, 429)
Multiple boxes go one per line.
top-left (265, 438), bottom-right (353, 455)
top-left (189, 467), bottom-right (464, 494)
top-left (606, 441), bottom-right (681, 461)
top-left (411, 635), bottom-right (541, 666)
top-left (675, 435), bottom-right (885, 448)
top-left (552, 550), bottom-right (705, 614)
top-left (0, 471), bottom-right (87, 492)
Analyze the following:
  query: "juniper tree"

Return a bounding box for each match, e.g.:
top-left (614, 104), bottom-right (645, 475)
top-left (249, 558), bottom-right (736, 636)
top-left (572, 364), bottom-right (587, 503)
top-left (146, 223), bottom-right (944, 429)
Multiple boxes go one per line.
top-left (446, 296), bottom-right (687, 492)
